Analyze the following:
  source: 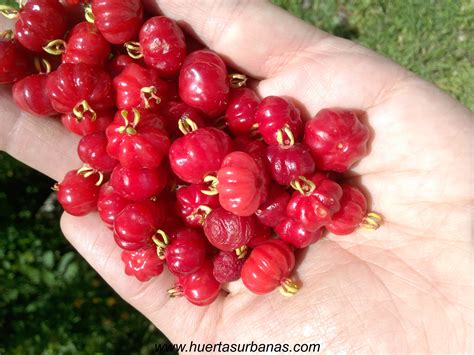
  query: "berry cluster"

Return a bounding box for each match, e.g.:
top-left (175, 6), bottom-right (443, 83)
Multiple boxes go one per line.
top-left (1, 0), bottom-right (383, 306)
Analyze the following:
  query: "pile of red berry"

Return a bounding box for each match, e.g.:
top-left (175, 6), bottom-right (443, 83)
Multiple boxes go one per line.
top-left (1, 0), bottom-right (383, 306)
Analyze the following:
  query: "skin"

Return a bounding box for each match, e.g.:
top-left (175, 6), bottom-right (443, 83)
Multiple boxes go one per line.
top-left (0, 1), bottom-right (472, 353)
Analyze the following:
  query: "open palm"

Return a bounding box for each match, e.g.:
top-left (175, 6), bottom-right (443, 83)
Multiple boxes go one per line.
top-left (1, 1), bottom-right (472, 353)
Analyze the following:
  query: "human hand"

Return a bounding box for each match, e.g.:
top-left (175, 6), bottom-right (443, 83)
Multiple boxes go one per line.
top-left (0, 1), bottom-right (472, 353)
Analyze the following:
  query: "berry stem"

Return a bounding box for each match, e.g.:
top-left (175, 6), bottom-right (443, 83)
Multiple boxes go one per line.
top-left (0, 5), bottom-right (19, 20)
top-left (73, 100), bottom-right (97, 122)
top-left (290, 176), bottom-right (316, 196)
top-left (177, 116), bottom-right (198, 135)
top-left (361, 212), bottom-right (383, 230)
top-left (201, 175), bottom-right (219, 196)
top-left (228, 73), bottom-right (247, 88)
top-left (276, 124), bottom-right (295, 147)
top-left (0, 29), bottom-right (13, 39)
top-left (124, 41), bottom-right (143, 59)
top-left (140, 86), bottom-right (161, 109)
top-left (278, 278), bottom-right (299, 297)
top-left (235, 245), bottom-right (248, 259)
top-left (84, 3), bottom-right (95, 24)
top-left (188, 205), bottom-right (213, 225)
top-left (42, 39), bottom-right (66, 55)
top-left (34, 57), bottom-right (51, 74)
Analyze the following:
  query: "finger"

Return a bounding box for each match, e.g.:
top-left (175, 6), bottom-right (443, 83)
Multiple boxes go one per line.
top-left (60, 212), bottom-right (228, 343)
top-left (0, 86), bottom-right (81, 181)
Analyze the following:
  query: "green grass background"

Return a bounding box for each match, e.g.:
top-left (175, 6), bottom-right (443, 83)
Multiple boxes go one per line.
top-left (0, 0), bottom-right (472, 354)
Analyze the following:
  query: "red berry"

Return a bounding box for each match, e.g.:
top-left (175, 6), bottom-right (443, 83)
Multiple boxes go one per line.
top-left (47, 63), bottom-right (115, 115)
top-left (0, 39), bottom-right (33, 84)
top-left (175, 183), bottom-right (219, 227)
top-left (179, 50), bottom-right (229, 117)
top-left (265, 144), bottom-right (315, 185)
top-left (110, 165), bottom-right (168, 201)
top-left (61, 110), bottom-right (113, 136)
top-left (62, 22), bottom-right (110, 66)
top-left (78, 132), bottom-right (118, 172)
top-left (286, 173), bottom-right (343, 231)
top-left (97, 182), bottom-right (128, 228)
top-left (105, 109), bottom-right (170, 169)
top-left (169, 127), bottom-right (233, 184)
top-left (225, 87), bottom-right (259, 136)
top-left (113, 63), bottom-right (168, 111)
top-left (212, 251), bottom-right (244, 284)
top-left (175, 261), bottom-right (221, 306)
top-left (255, 184), bottom-right (291, 227)
top-left (247, 221), bottom-right (272, 248)
top-left (304, 109), bottom-right (369, 172)
top-left (121, 246), bottom-right (164, 282)
top-left (91, 0), bottom-right (143, 44)
top-left (256, 96), bottom-right (303, 146)
top-left (162, 228), bottom-right (208, 275)
top-left (138, 16), bottom-right (186, 77)
top-left (275, 218), bottom-right (323, 248)
top-left (203, 207), bottom-right (257, 252)
top-left (56, 169), bottom-right (101, 216)
top-left (114, 200), bottom-right (164, 250)
top-left (12, 73), bottom-right (56, 116)
top-left (108, 54), bottom-right (135, 77)
top-left (233, 136), bottom-right (268, 171)
top-left (15, 0), bottom-right (68, 52)
top-left (326, 184), bottom-right (368, 235)
top-left (161, 101), bottom-right (206, 137)
top-left (111, 108), bottom-right (166, 130)
top-left (217, 151), bottom-right (267, 216)
top-left (241, 240), bottom-right (297, 295)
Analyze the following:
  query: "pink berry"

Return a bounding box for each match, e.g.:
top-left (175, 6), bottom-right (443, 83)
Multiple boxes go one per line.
top-left (175, 183), bottom-right (220, 227)
top-left (304, 109), bottom-right (369, 172)
top-left (110, 165), bottom-right (168, 201)
top-left (169, 127), bottom-right (233, 184)
top-left (265, 143), bottom-right (315, 186)
top-left (256, 96), bottom-right (303, 146)
top-left (287, 173), bottom-right (343, 231)
top-left (15, 0), bottom-right (68, 52)
top-left (175, 261), bottom-right (221, 306)
top-left (275, 218), bottom-right (323, 248)
top-left (326, 184), bottom-right (368, 235)
top-left (56, 169), bottom-right (101, 216)
top-left (217, 151), bottom-right (267, 216)
top-left (113, 63), bottom-right (168, 111)
top-left (212, 251), bottom-right (244, 283)
top-left (12, 73), bottom-right (56, 116)
top-left (138, 16), bottom-right (186, 77)
top-left (97, 182), bottom-right (129, 228)
top-left (91, 0), bottom-right (143, 44)
top-left (203, 207), bottom-right (257, 252)
top-left (78, 132), bottom-right (118, 172)
top-left (61, 110), bottom-right (113, 136)
top-left (225, 87), bottom-right (259, 136)
top-left (121, 246), bottom-right (164, 282)
top-left (255, 184), bottom-right (291, 227)
top-left (179, 50), bottom-right (229, 117)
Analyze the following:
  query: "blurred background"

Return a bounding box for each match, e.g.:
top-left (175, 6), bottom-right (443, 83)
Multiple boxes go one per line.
top-left (0, 0), bottom-right (472, 354)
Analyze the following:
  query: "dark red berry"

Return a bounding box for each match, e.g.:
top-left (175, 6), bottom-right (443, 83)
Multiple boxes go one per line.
top-left (241, 240), bottom-right (297, 295)
top-left (108, 54), bottom-right (135, 77)
top-left (179, 50), bottom-right (229, 117)
top-left (62, 21), bottom-right (110, 66)
top-left (175, 261), bottom-right (221, 306)
top-left (138, 16), bottom-right (186, 77)
top-left (91, 0), bottom-right (143, 44)
top-left (225, 87), bottom-right (259, 136)
top-left (97, 182), bottom-right (129, 228)
top-left (255, 184), bottom-right (291, 227)
top-left (161, 101), bottom-right (206, 137)
top-left (56, 169), bottom-right (101, 216)
top-left (114, 63), bottom-right (168, 111)
top-left (12, 73), bottom-right (56, 116)
top-left (203, 207), bottom-right (257, 252)
top-left (47, 63), bottom-right (115, 115)
top-left (286, 173), bottom-right (343, 231)
top-left (247, 221), bottom-right (272, 248)
top-left (265, 143), bottom-right (315, 185)
top-left (326, 184), bottom-right (368, 235)
top-left (256, 96), bottom-right (303, 146)
top-left (233, 136), bottom-right (268, 172)
top-left (169, 127), bottom-right (233, 184)
top-left (217, 151), bottom-right (267, 216)
top-left (61, 110), bottom-right (113, 136)
top-left (304, 109), bottom-right (369, 172)
top-left (212, 251), bottom-right (244, 284)
top-left (110, 165), bottom-right (168, 201)
top-left (162, 228), bottom-right (208, 275)
top-left (175, 183), bottom-right (220, 227)
top-left (78, 132), bottom-right (118, 172)
top-left (0, 39), bottom-right (33, 84)
top-left (275, 218), bottom-right (323, 248)
top-left (121, 246), bottom-right (164, 282)
top-left (15, 0), bottom-right (68, 52)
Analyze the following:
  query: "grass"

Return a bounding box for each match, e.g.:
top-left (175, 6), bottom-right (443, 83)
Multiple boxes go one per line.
top-left (0, 0), bottom-right (472, 354)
